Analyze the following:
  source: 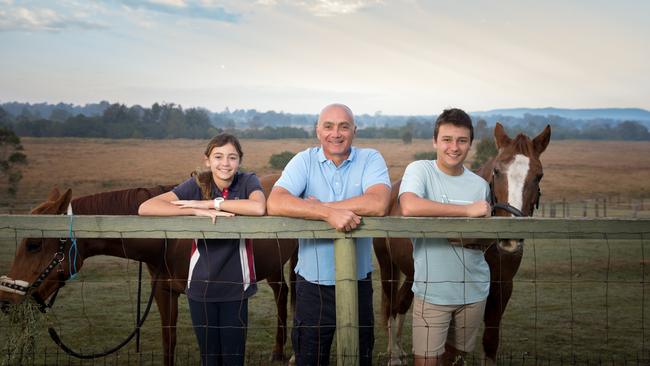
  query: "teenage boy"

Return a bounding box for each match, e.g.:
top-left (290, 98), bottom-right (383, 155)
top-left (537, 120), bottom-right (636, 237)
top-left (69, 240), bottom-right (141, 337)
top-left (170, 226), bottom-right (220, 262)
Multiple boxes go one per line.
top-left (399, 108), bottom-right (491, 366)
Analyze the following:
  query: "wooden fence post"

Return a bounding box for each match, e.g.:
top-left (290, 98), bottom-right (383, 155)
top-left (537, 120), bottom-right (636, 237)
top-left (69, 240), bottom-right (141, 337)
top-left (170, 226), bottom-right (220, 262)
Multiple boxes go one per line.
top-left (583, 201), bottom-right (588, 217)
top-left (335, 238), bottom-right (359, 366)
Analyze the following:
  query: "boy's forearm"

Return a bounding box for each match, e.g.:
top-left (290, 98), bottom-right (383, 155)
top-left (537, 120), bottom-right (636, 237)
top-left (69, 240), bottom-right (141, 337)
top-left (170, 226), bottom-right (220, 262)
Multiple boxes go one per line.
top-left (400, 194), bottom-right (468, 217)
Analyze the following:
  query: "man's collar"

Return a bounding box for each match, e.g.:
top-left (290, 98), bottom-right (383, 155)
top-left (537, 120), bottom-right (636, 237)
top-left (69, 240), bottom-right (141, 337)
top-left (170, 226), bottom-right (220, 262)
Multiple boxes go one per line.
top-left (317, 146), bottom-right (356, 164)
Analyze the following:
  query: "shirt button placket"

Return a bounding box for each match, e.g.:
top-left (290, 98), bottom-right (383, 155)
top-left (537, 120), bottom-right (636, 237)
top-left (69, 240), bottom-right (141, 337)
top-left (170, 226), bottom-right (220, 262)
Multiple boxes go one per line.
top-left (333, 171), bottom-right (343, 197)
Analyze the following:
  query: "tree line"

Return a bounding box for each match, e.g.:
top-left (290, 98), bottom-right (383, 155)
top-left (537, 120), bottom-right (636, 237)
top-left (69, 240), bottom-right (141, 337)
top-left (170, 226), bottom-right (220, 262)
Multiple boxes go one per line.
top-left (1, 102), bottom-right (649, 140)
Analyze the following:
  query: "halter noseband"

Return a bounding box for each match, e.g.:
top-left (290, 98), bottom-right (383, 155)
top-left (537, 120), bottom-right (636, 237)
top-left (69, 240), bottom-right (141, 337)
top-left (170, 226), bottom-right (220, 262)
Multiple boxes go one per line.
top-left (0, 239), bottom-right (68, 312)
top-left (0, 203), bottom-right (79, 312)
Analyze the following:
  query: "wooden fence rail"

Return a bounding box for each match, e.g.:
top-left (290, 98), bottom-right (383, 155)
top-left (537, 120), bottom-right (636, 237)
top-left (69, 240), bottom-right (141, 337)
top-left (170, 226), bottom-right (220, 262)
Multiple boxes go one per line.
top-left (1, 215), bottom-right (649, 365)
top-left (1, 215), bottom-right (649, 240)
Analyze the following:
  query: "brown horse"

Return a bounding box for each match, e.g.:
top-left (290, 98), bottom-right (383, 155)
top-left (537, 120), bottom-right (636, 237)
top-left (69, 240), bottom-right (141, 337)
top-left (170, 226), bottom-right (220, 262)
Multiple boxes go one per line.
top-left (0, 174), bottom-right (298, 366)
top-left (374, 123), bottom-right (551, 365)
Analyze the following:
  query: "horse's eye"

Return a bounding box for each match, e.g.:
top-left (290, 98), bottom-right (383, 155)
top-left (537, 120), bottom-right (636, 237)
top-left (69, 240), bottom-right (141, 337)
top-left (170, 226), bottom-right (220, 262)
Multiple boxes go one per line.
top-left (493, 168), bottom-right (500, 176)
top-left (26, 241), bottom-right (42, 253)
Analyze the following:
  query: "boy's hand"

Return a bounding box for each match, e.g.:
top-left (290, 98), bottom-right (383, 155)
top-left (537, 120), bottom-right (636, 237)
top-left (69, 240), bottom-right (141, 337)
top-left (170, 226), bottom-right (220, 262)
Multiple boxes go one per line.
top-left (465, 200), bottom-right (491, 217)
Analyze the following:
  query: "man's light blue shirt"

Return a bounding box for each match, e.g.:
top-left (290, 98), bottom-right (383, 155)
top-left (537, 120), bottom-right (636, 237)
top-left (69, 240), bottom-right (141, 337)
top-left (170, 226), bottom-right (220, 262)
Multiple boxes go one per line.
top-left (274, 146), bottom-right (391, 285)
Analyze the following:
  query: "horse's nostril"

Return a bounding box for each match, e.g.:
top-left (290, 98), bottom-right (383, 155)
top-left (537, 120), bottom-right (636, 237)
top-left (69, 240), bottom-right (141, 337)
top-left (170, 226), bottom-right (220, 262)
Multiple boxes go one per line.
top-left (0, 300), bottom-right (10, 314)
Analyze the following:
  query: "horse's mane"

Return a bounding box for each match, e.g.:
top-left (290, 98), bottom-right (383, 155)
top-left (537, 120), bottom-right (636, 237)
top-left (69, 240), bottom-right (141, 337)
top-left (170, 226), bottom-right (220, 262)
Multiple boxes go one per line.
top-left (71, 185), bottom-right (176, 215)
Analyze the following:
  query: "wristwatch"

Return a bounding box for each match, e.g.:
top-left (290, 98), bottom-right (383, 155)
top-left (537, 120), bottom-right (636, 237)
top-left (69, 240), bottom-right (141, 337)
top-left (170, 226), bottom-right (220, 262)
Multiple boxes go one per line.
top-left (213, 197), bottom-right (225, 211)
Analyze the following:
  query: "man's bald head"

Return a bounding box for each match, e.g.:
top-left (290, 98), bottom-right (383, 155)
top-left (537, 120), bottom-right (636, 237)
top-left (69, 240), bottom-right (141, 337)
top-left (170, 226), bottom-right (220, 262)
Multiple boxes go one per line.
top-left (318, 104), bottom-right (355, 126)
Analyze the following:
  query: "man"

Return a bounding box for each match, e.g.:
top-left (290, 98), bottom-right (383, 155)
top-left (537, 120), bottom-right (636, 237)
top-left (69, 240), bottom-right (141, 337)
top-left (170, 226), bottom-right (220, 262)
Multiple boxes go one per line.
top-left (399, 108), bottom-right (491, 366)
top-left (267, 103), bottom-right (391, 365)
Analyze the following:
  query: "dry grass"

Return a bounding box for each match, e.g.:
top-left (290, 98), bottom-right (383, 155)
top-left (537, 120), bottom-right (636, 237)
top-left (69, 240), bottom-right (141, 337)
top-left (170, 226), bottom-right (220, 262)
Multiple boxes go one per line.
top-left (5, 137), bottom-right (650, 209)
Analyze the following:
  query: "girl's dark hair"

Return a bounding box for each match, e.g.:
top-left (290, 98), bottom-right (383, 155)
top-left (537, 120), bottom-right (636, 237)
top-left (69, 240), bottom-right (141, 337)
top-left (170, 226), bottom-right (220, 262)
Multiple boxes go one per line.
top-left (434, 108), bottom-right (474, 143)
top-left (192, 133), bottom-right (244, 199)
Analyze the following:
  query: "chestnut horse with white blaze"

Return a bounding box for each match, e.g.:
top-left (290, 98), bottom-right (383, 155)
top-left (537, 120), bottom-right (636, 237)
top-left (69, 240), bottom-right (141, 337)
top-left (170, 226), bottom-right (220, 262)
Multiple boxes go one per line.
top-left (374, 123), bottom-right (551, 365)
top-left (0, 174), bottom-right (297, 366)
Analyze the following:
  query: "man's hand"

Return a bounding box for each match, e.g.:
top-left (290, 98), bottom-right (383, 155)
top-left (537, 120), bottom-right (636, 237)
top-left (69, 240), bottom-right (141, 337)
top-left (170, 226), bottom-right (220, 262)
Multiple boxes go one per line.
top-left (324, 207), bottom-right (361, 232)
top-left (465, 200), bottom-right (491, 217)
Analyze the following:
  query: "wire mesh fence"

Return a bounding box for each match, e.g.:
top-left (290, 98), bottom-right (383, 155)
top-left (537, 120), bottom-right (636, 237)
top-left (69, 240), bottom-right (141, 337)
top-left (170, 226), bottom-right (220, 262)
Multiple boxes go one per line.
top-left (1, 216), bottom-right (649, 365)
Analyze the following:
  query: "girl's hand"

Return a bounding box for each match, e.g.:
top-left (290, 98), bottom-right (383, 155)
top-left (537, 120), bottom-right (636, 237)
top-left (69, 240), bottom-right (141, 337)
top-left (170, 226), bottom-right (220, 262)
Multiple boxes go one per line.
top-left (172, 200), bottom-right (212, 209)
top-left (192, 208), bottom-right (235, 224)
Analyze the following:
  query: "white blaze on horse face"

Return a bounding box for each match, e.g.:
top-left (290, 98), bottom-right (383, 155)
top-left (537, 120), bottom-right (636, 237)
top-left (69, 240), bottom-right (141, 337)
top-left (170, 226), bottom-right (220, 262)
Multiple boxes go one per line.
top-left (506, 154), bottom-right (530, 215)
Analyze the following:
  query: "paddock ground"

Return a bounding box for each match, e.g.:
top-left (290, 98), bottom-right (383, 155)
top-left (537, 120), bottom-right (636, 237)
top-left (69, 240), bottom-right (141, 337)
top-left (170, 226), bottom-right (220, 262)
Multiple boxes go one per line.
top-left (2, 236), bottom-right (649, 365)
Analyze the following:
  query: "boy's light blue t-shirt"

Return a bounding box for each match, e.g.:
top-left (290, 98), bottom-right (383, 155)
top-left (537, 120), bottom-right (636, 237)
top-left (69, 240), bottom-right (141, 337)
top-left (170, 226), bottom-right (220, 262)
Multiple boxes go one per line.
top-left (274, 146), bottom-right (391, 285)
top-left (399, 160), bottom-right (491, 305)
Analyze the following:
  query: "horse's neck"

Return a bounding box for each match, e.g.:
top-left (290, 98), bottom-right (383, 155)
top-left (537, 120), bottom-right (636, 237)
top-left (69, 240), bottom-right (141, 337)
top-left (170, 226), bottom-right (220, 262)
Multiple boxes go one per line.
top-left (80, 238), bottom-right (167, 264)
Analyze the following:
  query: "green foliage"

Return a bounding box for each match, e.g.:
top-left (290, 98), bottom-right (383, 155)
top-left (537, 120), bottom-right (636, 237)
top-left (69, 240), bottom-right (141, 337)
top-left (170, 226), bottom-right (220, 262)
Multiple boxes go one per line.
top-left (0, 126), bottom-right (27, 196)
top-left (238, 126), bottom-right (309, 139)
top-left (269, 151), bottom-right (296, 170)
top-left (413, 151), bottom-right (437, 160)
top-left (9, 103), bottom-right (218, 139)
top-left (401, 129), bottom-right (413, 144)
top-left (471, 137), bottom-right (498, 169)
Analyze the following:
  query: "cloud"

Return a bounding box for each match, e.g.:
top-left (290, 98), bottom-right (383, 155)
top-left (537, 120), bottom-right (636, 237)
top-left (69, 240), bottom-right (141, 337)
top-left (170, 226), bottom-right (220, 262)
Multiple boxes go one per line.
top-left (253, 0), bottom-right (382, 17)
top-left (118, 0), bottom-right (241, 23)
top-left (0, 5), bottom-right (107, 32)
top-left (295, 0), bottom-right (383, 16)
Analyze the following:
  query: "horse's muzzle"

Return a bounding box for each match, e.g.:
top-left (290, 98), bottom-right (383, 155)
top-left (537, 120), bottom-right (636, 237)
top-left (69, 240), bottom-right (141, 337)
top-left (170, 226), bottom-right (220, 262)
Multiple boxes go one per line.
top-left (0, 300), bottom-right (10, 314)
top-left (497, 239), bottom-right (523, 253)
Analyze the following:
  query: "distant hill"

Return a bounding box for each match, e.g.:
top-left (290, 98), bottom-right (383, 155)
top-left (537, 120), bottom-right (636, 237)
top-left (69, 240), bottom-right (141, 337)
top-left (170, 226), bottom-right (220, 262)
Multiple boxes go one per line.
top-left (472, 107), bottom-right (650, 122)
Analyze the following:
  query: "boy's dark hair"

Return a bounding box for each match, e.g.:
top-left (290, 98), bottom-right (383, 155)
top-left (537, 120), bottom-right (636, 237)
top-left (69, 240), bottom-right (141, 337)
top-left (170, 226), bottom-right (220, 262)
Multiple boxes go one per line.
top-left (433, 108), bottom-right (474, 143)
top-left (194, 133), bottom-right (244, 199)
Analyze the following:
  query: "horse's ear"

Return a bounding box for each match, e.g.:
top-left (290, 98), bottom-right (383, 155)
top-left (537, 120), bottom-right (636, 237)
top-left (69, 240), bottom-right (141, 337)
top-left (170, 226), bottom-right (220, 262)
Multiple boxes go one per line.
top-left (47, 187), bottom-right (61, 202)
top-left (494, 122), bottom-right (511, 149)
top-left (533, 124), bottom-right (551, 155)
top-left (52, 188), bottom-right (73, 214)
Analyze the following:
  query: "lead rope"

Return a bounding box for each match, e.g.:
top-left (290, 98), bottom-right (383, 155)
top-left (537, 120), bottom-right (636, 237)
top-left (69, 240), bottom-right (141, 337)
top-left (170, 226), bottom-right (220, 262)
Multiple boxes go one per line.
top-left (67, 204), bottom-right (79, 280)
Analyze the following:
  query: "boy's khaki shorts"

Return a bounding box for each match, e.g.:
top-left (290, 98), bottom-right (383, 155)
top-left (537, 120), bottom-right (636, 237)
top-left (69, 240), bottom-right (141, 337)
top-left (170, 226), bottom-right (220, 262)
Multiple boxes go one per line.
top-left (412, 296), bottom-right (486, 357)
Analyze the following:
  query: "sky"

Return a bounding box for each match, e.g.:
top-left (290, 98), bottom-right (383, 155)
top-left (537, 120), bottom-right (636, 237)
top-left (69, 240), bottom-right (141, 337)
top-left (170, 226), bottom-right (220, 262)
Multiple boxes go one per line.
top-left (1, 0), bottom-right (649, 115)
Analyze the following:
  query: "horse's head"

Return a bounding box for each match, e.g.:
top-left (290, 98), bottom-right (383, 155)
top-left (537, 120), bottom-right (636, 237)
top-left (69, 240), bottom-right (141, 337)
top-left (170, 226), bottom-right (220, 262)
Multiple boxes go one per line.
top-left (485, 122), bottom-right (551, 253)
top-left (0, 188), bottom-right (84, 313)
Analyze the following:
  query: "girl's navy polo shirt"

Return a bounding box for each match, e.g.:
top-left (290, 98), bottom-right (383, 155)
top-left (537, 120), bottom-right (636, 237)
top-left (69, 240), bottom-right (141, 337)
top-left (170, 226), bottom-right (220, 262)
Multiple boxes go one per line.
top-left (172, 172), bottom-right (262, 302)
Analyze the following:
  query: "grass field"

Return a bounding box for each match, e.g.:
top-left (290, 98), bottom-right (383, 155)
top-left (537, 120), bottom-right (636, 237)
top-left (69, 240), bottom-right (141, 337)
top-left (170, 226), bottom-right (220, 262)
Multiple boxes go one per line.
top-left (2, 236), bottom-right (649, 365)
top-left (3, 137), bottom-right (650, 209)
top-left (1, 136), bottom-right (650, 365)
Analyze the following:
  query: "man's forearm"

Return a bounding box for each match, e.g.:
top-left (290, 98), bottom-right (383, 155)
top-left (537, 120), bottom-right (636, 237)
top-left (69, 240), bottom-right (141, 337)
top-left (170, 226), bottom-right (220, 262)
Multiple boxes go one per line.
top-left (267, 189), bottom-right (329, 220)
top-left (323, 185), bottom-right (390, 216)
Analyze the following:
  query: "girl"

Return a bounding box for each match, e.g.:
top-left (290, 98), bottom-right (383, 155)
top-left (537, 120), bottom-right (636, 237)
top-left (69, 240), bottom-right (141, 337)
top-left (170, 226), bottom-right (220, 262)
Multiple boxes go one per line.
top-left (138, 133), bottom-right (265, 366)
